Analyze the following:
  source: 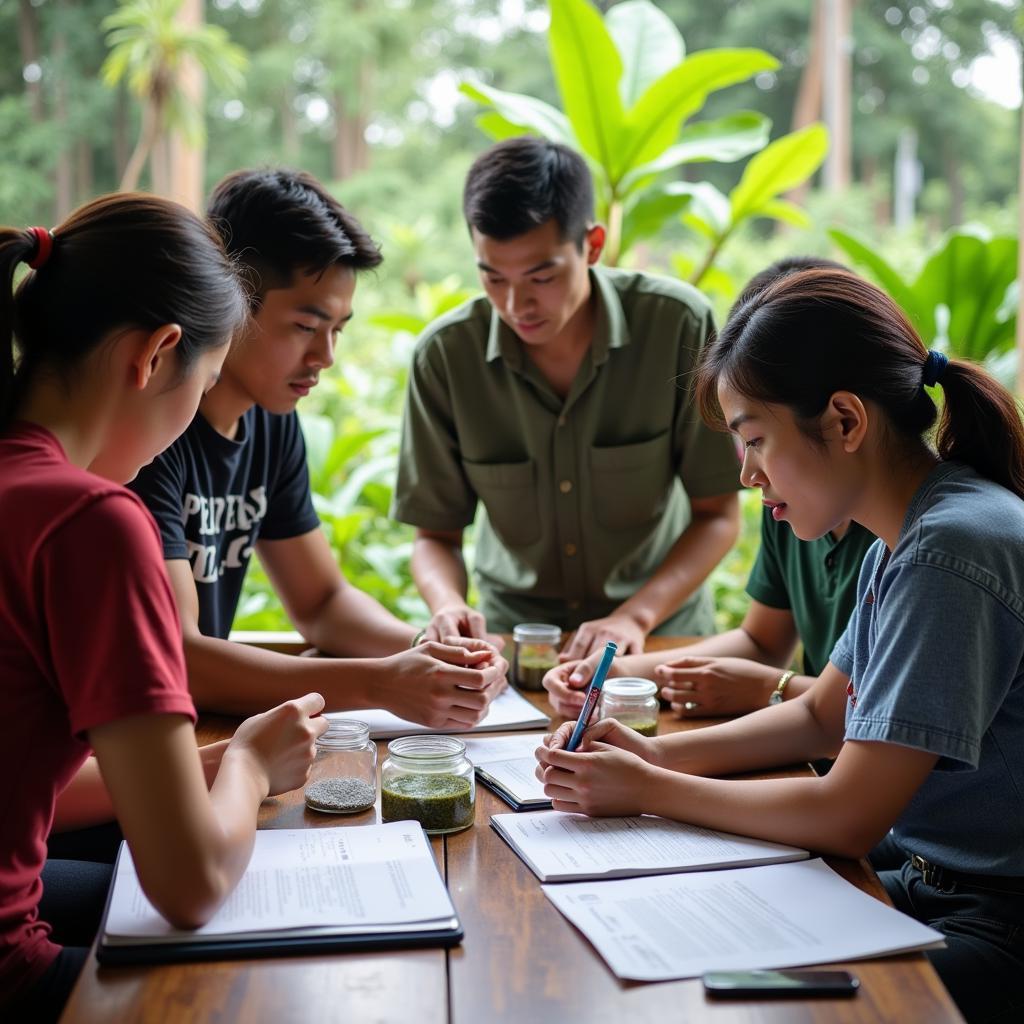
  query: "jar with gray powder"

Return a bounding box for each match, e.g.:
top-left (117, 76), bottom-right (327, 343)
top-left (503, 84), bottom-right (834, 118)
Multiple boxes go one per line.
top-left (304, 717), bottom-right (377, 814)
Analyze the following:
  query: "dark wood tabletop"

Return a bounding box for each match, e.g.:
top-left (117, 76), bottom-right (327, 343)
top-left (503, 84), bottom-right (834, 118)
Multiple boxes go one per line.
top-left (60, 635), bottom-right (964, 1024)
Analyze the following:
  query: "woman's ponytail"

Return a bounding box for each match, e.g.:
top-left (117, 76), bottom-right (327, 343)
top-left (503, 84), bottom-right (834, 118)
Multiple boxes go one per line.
top-left (0, 228), bottom-right (49, 428)
top-left (935, 359), bottom-right (1024, 499)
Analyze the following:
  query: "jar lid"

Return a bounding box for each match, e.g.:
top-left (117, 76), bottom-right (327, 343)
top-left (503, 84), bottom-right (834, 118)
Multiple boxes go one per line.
top-left (318, 716), bottom-right (371, 749)
top-left (604, 677), bottom-right (658, 698)
top-left (387, 735), bottom-right (467, 761)
top-left (512, 622), bottom-right (562, 642)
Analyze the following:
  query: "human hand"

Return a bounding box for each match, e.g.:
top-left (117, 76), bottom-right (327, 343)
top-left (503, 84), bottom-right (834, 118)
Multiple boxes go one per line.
top-left (198, 739), bottom-right (231, 788)
top-left (534, 718), bottom-right (659, 816)
top-left (227, 692), bottom-right (329, 797)
top-left (542, 648), bottom-right (621, 718)
top-left (376, 638), bottom-right (509, 730)
top-left (655, 655), bottom-right (779, 717)
top-left (425, 602), bottom-right (505, 650)
top-left (558, 613), bottom-right (645, 662)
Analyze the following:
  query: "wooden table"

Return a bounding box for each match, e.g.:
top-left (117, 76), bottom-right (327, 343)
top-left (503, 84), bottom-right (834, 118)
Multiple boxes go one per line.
top-left (61, 637), bottom-right (964, 1023)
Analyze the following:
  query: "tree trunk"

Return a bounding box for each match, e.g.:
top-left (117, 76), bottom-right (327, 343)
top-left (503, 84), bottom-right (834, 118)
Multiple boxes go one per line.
top-left (120, 97), bottom-right (161, 192)
top-left (114, 86), bottom-right (130, 183)
top-left (943, 143), bottom-right (964, 228)
top-left (75, 139), bottom-right (93, 206)
top-left (52, 1), bottom-right (74, 220)
top-left (822, 0), bottom-right (853, 192)
top-left (17, 0), bottom-right (43, 122)
top-left (167, 0), bottom-right (205, 210)
top-left (784, 0), bottom-right (824, 214)
top-left (331, 59), bottom-right (373, 181)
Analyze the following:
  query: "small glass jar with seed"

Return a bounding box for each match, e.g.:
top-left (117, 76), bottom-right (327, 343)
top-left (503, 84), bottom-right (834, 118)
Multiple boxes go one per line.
top-left (380, 735), bottom-right (475, 835)
top-left (512, 622), bottom-right (562, 691)
top-left (600, 678), bottom-right (660, 737)
top-left (304, 717), bottom-right (377, 815)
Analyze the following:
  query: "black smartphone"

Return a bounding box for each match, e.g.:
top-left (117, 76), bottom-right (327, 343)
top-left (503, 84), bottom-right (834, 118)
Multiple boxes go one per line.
top-left (702, 969), bottom-right (860, 999)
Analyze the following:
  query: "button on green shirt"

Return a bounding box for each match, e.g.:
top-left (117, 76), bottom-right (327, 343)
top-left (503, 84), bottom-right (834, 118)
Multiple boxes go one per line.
top-left (392, 267), bottom-right (742, 634)
top-left (746, 509), bottom-right (876, 676)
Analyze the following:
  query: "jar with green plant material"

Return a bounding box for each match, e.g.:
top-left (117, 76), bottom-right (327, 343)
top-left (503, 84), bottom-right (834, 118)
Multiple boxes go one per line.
top-left (304, 717), bottom-right (377, 814)
top-left (380, 735), bottom-right (475, 835)
top-left (512, 622), bottom-right (562, 691)
top-left (600, 678), bottom-right (659, 737)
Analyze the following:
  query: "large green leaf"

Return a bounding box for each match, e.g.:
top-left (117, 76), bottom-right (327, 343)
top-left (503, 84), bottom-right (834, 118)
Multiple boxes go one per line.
top-left (729, 123), bottom-right (828, 222)
top-left (757, 198), bottom-right (811, 229)
top-left (549, 0), bottom-right (625, 170)
top-left (619, 111), bottom-right (770, 193)
top-left (912, 229), bottom-right (1018, 359)
top-left (620, 185), bottom-right (693, 253)
top-left (674, 181), bottom-right (732, 238)
top-left (459, 81), bottom-right (573, 145)
top-left (474, 111), bottom-right (527, 142)
top-left (606, 0), bottom-right (684, 109)
top-left (615, 48), bottom-right (778, 182)
top-left (828, 228), bottom-right (930, 335)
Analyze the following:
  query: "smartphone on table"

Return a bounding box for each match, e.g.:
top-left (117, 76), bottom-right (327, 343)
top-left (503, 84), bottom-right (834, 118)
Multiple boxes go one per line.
top-left (702, 969), bottom-right (859, 999)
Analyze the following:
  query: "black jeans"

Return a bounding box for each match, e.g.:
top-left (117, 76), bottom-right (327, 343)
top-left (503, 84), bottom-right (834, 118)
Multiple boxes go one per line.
top-left (870, 835), bottom-right (1024, 1024)
top-left (1, 857), bottom-right (113, 1024)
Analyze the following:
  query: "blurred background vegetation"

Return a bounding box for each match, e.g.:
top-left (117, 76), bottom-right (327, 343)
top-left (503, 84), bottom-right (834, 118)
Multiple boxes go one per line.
top-left (3, 0), bottom-right (1021, 633)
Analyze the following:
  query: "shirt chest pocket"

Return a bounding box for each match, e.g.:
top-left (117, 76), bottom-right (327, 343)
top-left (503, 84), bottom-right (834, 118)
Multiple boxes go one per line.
top-left (589, 431), bottom-right (674, 530)
top-left (462, 458), bottom-right (540, 548)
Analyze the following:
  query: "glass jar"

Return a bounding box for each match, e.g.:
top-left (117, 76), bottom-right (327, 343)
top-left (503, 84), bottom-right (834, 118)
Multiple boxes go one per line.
top-left (304, 717), bottom-right (377, 815)
top-left (600, 678), bottom-right (659, 737)
top-left (512, 622), bottom-right (562, 691)
top-left (380, 735), bottom-right (475, 835)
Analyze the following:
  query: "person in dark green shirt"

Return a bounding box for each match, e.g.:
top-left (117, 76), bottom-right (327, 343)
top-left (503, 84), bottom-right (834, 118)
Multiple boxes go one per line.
top-left (545, 258), bottom-right (876, 717)
top-left (392, 138), bottom-right (742, 660)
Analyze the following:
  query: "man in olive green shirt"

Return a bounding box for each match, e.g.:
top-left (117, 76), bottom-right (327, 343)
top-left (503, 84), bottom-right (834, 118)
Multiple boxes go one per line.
top-left (392, 138), bottom-right (741, 660)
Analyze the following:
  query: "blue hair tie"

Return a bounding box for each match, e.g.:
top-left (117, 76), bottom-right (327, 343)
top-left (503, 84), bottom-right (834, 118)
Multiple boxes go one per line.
top-left (921, 349), bottom-right (948, 388)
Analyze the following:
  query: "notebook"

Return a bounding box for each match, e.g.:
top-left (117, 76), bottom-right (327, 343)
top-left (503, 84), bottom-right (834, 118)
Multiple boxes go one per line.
top-left (97, 822), bottom-right (461, 965)
top-left (491, 810), bottom-right (809, 883)
top-left (462, 733), bottom-right (552, 811)
top-left (343, 684), bottom-right (549, 739)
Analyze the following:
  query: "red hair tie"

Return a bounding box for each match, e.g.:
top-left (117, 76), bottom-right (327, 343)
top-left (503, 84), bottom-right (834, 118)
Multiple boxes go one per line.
top-left (27, 226), bottom-right (54, 270)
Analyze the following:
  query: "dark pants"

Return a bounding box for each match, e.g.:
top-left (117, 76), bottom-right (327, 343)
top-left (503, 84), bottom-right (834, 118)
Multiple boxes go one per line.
top-left (2, 857), bottom-right (113, 1024)
top-left (871, 834), bottom-right (1024, 1024)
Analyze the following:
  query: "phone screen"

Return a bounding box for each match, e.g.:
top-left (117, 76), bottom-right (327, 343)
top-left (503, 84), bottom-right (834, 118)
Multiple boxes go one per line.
top-left (703, 969), bottom-right (859, 998)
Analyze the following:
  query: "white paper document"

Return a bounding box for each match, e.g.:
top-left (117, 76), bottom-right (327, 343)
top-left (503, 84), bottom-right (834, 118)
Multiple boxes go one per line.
top-left (339, 685), bottom-right (549, 739)
top-left (492, 811), bottom-right (808, 882)
top-left (103, 822), bottom-right (456, 945)
top-left (463, 734), bottom-right (551, 809)
top-left (542, 858), bottom-right (945, 981)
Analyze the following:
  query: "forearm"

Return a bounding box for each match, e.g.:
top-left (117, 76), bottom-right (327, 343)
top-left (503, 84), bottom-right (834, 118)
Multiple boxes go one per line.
top-left (615, 502), bottom-right (740, 633)
top-left (644, 769), bottom-right (865, 857)
top-left (412, 534), bottom-right (469, 611)
top-left (652, 695), bottom-right (840, 776)
top-left (51, 757), bottom-right (114, 832)
top-left (297, 585), bottom-right (416, 657)
top-left (603, 628), bottom-right (764, 679)
top-left (184, 634), bottom-right (381, 715)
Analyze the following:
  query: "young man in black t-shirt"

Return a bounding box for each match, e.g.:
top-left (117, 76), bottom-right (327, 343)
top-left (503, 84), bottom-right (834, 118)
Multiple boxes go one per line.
top-left (130, 169), bottom-right (506, 725)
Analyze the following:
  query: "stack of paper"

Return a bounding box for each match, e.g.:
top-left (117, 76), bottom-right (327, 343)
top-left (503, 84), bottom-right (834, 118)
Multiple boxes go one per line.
top-left (336, 685), bottom-right (549, 739)
top-left (542, 858), bottom-right (945, 981)
top-left (492, 811), bottom-right (809, 882)
top-left (98, 822), bottom-right (461, 964)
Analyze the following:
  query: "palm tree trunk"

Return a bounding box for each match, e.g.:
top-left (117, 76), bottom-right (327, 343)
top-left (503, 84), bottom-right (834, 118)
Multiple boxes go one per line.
top-left (167, 0), bottom-right (205, 210)
top-left (120, 98), bottom-right (160, 191)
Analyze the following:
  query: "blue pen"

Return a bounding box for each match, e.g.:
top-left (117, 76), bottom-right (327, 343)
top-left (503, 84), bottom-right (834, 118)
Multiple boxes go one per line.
top-left (564, 641), bottom-right (618, 753)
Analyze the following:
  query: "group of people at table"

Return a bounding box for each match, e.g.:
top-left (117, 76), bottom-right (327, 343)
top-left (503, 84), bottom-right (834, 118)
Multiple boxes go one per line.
top-left (1, 136), bottom-right (1022, 1024)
